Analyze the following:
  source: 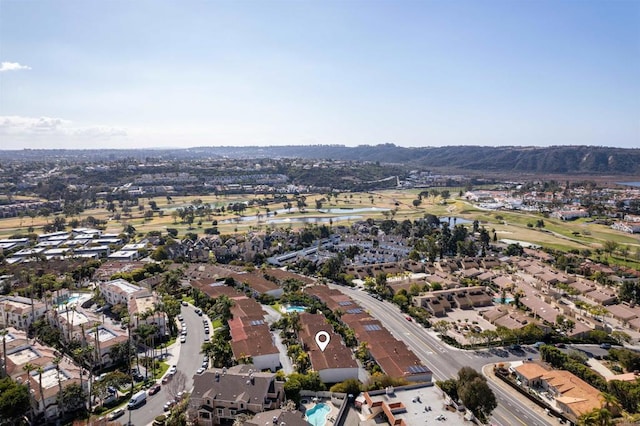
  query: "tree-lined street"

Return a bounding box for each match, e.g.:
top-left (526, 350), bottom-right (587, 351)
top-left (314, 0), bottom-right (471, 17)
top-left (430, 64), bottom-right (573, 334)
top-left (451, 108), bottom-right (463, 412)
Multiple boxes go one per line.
top-left (128, 303), bottom-right (204, 426)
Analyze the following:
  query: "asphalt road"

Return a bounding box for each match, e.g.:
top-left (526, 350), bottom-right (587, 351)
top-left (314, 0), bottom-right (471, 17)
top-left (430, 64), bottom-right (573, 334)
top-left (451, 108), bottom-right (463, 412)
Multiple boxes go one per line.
top-left (128, 303), bottom-right (205, 426)
top-left (332, 285), bottom-right (555, 426)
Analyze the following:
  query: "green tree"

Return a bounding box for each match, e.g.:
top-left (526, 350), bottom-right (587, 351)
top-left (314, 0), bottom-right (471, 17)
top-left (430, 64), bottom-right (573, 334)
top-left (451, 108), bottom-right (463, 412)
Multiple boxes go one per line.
top-left (392, 293), bottom-right (409, 310)
top-left (0, 377), bottom-right (30, 424)
top-left (284, 376), bottom-right (302, 404)
top-left (436, 378), bottom-right (459, 401)
top-left (578, 407), bottom-right (613, 426)
top-left (602, 240), bottom-right (618, 260)
top-left (123, 224), bottom-right (136, 238)
top-left (151, 246), bottom-right (168, 261)
top-left (433, 320), bottom-right (451, 335)
top-left (60, 382), bottom-right (85, 416)
top-left (329, 378), bottom-right (361, 396)
top-left (456, 367), bottom-right (497, 422)
top-left (599, 392), bottom-right (621, 416)
top-left (459, 377), bottom-right (497, 421)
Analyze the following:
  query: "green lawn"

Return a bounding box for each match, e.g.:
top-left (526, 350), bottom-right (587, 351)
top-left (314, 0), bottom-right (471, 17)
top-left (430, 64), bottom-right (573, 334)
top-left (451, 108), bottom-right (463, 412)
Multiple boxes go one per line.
top-left (1, 190), bottom-right (638, 263)
top-left (156, 361), bottom-right (169, 378)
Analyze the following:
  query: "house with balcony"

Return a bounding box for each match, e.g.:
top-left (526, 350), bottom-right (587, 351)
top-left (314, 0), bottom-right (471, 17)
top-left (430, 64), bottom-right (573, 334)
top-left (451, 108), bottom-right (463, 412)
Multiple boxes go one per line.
top-left (191, 364), bottom-right (285, 426)
top-left (99, 279), bottom-right (166, 336)
top-left (0, 327), bottom-right (87, 421)
top-left (297, 313), bottom-right (359, 383)
top-left (0, 295), bottom-right (47, 331)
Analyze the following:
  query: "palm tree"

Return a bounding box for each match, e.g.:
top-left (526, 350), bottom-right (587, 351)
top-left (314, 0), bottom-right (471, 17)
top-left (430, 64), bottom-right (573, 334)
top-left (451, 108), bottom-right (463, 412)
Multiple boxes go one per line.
top-left (37, 366), bottom-right (46, 422)
top-left (213, 295), bottom-right (234, 321)
top-left (287, 312), bottom-right (301, 338)
top-left (578, 407), bottom-right (613, 426)
top-left (53, 356), bottom-right (65, 420)
top-left (22, 362), bottom-right (37, 422)
top-left (355, 341), bottom-right (370, 362)
top-left (0, 329), bottom-right (8, 378)
top-left (201, 341), bottom-right (217, 360)
top-left (73, 345), bottom-right (94, 412)
top-left (599, 392), bottom-right (621, 417)
top-left (134, 323), bottom-right (157, 380)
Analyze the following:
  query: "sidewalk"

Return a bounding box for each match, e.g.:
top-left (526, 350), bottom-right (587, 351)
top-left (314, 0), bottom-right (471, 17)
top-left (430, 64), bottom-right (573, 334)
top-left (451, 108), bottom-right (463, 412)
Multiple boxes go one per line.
top-left (482, 363), bottom-right (562, 425)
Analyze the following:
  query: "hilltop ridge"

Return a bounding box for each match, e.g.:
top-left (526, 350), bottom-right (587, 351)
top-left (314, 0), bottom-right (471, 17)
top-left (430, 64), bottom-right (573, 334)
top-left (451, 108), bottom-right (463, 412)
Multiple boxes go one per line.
top-left (1, 145), bottom-right (638, 175)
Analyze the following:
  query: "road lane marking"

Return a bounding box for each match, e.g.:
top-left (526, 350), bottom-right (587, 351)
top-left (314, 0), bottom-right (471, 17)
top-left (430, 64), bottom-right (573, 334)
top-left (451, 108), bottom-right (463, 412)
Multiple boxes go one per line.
top-left (337, 286), bottom-right (549, 426)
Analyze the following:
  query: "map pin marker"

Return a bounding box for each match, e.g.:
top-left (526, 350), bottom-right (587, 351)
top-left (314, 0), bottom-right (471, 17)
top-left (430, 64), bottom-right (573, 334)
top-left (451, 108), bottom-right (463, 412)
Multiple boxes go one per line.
top-left (315, 331), bottom-right (330, 352)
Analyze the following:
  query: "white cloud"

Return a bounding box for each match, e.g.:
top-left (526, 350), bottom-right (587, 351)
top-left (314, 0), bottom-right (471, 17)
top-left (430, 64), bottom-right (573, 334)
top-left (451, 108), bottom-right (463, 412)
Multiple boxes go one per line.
top-left (0, 115), bottom-right (127, 146)
top-left (0, 62), bottom-right (31, 72)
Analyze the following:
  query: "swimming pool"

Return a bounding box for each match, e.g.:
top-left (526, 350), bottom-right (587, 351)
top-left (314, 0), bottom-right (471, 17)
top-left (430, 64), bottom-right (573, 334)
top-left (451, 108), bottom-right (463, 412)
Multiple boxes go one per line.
top-left (57, 293), bottom-right (92, 309)
top-left (306, 403), bottom-right (330, 426)
top-left (57, 293), bottom-right (81, 307)
top-left (492, 297), bottom-right (515, 304)
top-left (285, 305), bottom-right (307, 313)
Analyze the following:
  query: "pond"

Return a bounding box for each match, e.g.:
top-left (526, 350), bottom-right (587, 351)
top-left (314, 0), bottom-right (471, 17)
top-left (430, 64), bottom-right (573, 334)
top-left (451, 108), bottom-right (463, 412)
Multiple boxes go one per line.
top-left (439, 217), bottom-right (472, 225)
top-left (221, 215), bottom-right (363, 225)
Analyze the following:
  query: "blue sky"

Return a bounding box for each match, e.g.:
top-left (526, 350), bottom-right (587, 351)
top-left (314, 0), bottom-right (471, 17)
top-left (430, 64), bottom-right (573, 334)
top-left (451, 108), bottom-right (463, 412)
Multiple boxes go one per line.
top-left (1, 0), bottom-right (638, 149)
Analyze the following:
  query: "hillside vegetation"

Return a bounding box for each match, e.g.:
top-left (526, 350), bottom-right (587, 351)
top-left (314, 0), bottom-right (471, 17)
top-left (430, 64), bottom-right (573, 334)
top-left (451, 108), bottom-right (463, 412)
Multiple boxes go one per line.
top-left (2, 145), bottom-right (639, 175)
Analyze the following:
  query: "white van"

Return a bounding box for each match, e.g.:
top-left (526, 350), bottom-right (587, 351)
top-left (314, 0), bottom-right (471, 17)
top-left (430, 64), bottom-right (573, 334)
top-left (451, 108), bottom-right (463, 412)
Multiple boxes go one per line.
top-left (127, 390), bottom-right (147, 409)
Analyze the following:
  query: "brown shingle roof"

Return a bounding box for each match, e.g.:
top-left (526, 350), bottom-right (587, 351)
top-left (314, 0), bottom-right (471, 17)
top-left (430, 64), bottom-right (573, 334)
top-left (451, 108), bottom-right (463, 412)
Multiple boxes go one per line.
top-left (298, 313), bottom-right (357, 370)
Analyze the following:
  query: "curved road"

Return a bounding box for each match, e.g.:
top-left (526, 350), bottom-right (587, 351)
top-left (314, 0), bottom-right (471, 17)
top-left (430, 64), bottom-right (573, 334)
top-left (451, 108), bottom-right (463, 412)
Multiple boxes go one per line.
top-left (332, 285), bottom-right (555, 426)
top-left (128, 303), bottom-right (205, 426)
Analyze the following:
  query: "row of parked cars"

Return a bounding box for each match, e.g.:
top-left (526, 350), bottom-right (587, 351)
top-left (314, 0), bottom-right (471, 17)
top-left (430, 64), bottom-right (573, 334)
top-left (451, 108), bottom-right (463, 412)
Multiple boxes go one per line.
top-left (103, 303), bottom-right (201, 422)
top-left (178, 314), bottom-right (188, 343)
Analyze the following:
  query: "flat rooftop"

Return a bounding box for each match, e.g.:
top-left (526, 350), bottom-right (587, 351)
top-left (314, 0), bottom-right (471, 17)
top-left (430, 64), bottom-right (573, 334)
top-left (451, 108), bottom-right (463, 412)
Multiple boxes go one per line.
top-left (88, 327), bottom-right (118, 343)
top-left (107, 279), bottom-right (141, 294)
top-left (40, 368), bottom-right (70, 389)
top-left (362, 384), bottom-right (465, 425)
top-left (2, 299), bottom-right (31, 309)
top-left (134, 295), bottom-right (155, 313)
top-left (8, 348), bottom-right (40, 365)
top-left (2, 332), bottom-right (18, 343)
top-left (58, 309), bottom-right (90, 325)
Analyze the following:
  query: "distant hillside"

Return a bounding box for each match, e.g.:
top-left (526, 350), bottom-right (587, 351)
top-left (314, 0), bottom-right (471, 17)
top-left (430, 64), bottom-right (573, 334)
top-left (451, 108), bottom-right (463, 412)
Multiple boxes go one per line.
top-left (405, 145), bottom-right (640, 175)
top-left (193, 145), bottom-right (640, 175)
top-left (2, 145), bottom-right (638, 175)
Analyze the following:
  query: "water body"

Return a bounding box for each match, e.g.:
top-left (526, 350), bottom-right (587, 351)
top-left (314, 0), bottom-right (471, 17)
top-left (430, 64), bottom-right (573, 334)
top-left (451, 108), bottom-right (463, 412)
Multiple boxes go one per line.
top-left (265, 215), bottom-right (362, 225)
top-left (617, 182), bottom-right (640, 188)
top-left (318, 207), bottom-right (390, 214)
top-left (439, 217), bottom-right (472, 225)
top-left (221, 215), bottom-right (363, 225)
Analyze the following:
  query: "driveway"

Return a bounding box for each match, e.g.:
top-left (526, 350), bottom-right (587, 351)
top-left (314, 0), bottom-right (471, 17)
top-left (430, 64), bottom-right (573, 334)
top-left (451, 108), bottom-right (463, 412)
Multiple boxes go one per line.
top-left (262, 305), bottom-right (294, 374)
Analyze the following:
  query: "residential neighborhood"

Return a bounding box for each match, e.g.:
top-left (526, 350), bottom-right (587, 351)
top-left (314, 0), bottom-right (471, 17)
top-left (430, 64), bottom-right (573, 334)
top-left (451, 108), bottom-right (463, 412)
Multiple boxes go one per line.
top-left (0, 155), bottom-right (639, 426)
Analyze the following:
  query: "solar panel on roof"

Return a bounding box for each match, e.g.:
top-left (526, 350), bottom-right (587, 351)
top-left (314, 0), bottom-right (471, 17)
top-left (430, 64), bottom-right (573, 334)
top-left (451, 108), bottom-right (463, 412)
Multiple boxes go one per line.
top-left (250, 320), bottom-right (264, 326)
top-left (363, 324), bottom-right (382, 331)
top-left (338, 301), bottom-right (353, 306)
top-left (346, 308), bottom-right (363, 314)
top-left (407, 365), bottom-right (430, 374)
